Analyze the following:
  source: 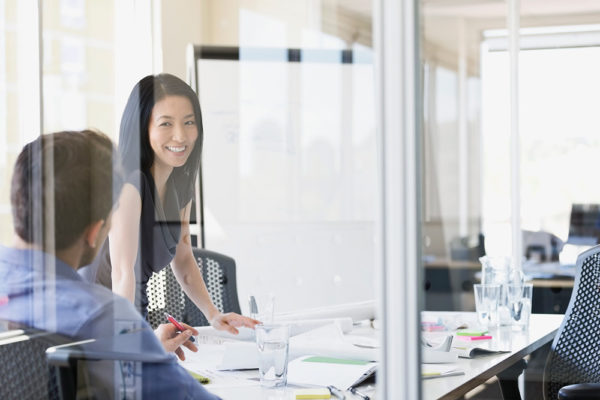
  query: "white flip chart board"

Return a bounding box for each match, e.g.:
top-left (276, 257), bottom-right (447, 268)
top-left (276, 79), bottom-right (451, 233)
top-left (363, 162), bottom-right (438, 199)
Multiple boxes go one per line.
top-left (192, 46), bottom-right (377, 313)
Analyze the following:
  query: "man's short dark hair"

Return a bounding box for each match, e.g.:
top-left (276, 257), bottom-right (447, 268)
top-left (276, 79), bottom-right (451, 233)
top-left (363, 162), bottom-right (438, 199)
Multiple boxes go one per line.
top-left (10, 130), bottom-right (124, 250)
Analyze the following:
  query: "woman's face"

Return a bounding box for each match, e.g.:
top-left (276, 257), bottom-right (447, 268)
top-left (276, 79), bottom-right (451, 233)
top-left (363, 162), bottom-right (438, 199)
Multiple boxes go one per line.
top-left (148, 95), bottom-right (198, 171)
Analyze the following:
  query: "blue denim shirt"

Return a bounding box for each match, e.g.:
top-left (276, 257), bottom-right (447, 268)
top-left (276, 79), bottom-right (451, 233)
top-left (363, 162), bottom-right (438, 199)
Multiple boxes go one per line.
top-left (0, 245), bottom-right (220, 400)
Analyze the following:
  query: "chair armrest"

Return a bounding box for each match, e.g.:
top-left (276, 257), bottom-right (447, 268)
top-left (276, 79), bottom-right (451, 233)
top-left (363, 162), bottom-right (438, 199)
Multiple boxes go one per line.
top-left (559, 383), bottom-right (600, 399)
top-left (45, 330), bottom-right (173, 400)
top-left (46, 330), bottom-right (172, 364)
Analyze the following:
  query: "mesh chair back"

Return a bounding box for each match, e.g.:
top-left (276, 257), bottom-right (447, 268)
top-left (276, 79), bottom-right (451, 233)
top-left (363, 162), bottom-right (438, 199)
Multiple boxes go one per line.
top-left (146, 248), bottom-right (242, 329)
top-left (184, 248), bottom-right (242, 326)
top-left (147, 265), bottom-right (186, 329)
top-left (0, 325), bottom-right (71, 400)
top-left (543, 245), bottom-right (600, 399)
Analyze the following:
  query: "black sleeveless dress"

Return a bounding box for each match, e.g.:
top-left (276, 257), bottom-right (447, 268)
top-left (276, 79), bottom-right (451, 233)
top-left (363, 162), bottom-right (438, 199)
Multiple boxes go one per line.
top-left (80, 170), bottom-right (185, 316)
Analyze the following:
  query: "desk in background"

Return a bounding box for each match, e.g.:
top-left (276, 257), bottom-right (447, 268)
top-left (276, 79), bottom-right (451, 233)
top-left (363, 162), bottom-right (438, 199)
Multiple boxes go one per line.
top-left (424, 259), bottom-right (480, 311)
top-left (524, 261), bottom-right (575, 314)
top-left (425, 259), bottom-right (575, 314)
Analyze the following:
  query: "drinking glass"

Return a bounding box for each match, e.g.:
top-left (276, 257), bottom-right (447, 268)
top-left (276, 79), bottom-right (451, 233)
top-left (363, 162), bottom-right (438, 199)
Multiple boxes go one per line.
top-left (473, 284), bottom-right (501, 328)
top-left (256, 324), bottom-right (290, 388)
top-left (506, 283), bottom-right (533, 331)
top-left (249, 294), bottom-right (275, 324)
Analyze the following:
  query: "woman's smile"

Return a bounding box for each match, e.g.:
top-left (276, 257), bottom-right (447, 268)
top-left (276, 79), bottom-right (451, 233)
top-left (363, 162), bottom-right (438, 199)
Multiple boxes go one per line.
top-left (149, 95), bottom-right (199, 170)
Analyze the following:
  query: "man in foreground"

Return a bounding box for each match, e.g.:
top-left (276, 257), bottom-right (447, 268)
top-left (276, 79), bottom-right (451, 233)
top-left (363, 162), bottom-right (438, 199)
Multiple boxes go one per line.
top-left (0, 130), bottom-right (220, 399)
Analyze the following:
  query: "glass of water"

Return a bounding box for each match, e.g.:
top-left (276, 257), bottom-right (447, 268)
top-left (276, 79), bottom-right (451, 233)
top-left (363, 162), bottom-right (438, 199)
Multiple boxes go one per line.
top-left (473, 284), bottom-right (501, 328)
top-left (506, 283), bottom-right (533, 331)
top-left (256, 324), bottom-right (290, 388)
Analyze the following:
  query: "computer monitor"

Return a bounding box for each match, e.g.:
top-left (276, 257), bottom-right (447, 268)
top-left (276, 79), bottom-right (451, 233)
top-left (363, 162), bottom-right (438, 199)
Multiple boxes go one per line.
top-left (567, 203), bottom-right (600, 245)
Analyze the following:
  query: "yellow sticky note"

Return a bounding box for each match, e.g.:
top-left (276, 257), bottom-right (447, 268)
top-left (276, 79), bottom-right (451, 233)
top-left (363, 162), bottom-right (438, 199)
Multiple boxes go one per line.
top-left (295, 388), bottom-right (331, 399)
top-left (186, 370), bottom-right (211, 384)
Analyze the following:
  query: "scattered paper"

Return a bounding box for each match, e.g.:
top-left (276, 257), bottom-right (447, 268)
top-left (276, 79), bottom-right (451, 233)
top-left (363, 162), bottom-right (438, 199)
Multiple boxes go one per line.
top-left (287, 355), bottom-right (376, 390)
top-left (422, 364), bottom-right (464, 379)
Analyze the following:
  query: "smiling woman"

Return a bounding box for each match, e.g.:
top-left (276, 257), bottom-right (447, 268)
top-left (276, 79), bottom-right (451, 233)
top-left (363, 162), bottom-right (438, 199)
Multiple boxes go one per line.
top-left (148, 95), bottom-right (199, 197)
top-left (79, 73), bottom-right (259, 335)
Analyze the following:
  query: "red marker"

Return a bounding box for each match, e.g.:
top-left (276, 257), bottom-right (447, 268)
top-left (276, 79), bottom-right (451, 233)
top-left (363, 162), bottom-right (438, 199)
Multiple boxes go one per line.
top-left (165, 313), bottom-right (195, 342)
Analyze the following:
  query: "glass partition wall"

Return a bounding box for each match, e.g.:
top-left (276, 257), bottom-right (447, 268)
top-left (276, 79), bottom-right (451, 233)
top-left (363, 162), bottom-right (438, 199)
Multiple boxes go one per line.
top-left (0, 1), bottom-right (42, 246)
top-left (421, 0), bottom-right (600, 309)
top-left (183, 1), bottom-right (379, 317)
top-left (1, 0), bottom-right (390, 396)
top-left (421, 0), bottom-right (600, 398)
top-left (12, 0), bottom-right (600, 397)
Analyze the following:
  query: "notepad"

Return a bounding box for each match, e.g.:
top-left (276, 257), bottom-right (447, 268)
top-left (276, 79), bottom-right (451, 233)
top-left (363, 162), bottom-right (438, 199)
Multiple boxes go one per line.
top-left (287, 355), bottom-right (377, 390)
top-left (451, 345), bottom-right (510, 358)
top-left (295, 388), bottom-right (331, 399)
top-left (456, 330), bottom-right (487, 336)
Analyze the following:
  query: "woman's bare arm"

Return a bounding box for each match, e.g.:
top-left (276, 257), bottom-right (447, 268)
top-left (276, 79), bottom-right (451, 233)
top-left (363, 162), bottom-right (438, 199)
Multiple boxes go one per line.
top-left (171, 202), bottom-right (259, 333)
top-left (109, 183), bottom-right (142, 303)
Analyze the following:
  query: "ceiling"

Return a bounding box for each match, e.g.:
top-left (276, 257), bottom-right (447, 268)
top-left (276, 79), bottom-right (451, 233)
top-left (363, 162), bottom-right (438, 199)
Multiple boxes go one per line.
top-left (336, 0), bottom-right (600, 73)
top-left (423, 0), bottom-right (600, 18)
top-left (341, 0), bottom-right (600, 18)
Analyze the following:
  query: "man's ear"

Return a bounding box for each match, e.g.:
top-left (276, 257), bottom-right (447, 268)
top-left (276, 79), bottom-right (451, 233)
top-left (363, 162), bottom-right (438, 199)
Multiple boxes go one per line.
top-left (85, 220), bottom-right (105, 248)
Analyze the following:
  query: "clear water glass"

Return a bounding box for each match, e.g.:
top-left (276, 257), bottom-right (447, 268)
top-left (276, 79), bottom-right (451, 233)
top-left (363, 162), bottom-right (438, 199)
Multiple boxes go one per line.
top-left (473, 283), bottom-right (501, 328)
top-left (256, 324), bottom-right (290, 388)
top-left (507, 283), bottom-right (533, 331)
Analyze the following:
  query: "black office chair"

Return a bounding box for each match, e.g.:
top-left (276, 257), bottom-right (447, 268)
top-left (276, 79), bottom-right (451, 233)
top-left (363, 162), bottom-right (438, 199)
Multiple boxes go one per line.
top-left (47, 328), bottom-right (175, 400)
top-left (0, 322), bottom-right (72, 400)
top-left (146, 248), bottom-right (242, 329)
top-left (543, 244), bottom-right (600, 399)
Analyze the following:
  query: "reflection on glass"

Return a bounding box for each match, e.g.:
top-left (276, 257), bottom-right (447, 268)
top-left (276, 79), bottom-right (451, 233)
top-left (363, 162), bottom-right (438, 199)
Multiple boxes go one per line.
top-left (194, 2), bottom-right (377, 314)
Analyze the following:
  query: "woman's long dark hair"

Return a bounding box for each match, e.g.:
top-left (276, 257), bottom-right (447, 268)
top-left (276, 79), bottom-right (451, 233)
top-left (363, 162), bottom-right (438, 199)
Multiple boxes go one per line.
top-left (118, 73), bottom-right (203, 204)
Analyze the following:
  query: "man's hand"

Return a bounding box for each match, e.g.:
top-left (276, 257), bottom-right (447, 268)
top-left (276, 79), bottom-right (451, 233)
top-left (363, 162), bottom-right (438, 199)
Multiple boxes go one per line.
top-left (210, 312), bottom-right (261, 335)
top-left (154, 322), bottom-right (198, 361)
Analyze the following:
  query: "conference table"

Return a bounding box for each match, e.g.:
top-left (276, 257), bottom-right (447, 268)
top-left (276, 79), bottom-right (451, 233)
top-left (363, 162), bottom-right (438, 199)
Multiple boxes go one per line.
top-left (183, 312), bottom-right (564, 400)
top-left (421, 312), bottom-right (563, 400)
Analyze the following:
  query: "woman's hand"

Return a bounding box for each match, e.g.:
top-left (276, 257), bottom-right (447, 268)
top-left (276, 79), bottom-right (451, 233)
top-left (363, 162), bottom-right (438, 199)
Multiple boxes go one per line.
top-left (154, 322), bottom-right (199, 361)
top-left (209, 312), bottom-right (260, 335)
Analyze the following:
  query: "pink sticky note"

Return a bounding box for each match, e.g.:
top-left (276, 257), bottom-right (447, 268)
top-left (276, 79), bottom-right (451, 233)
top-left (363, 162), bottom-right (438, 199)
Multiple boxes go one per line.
top-left (457, 335), bottom-right (492, 341)
top-left (422, 324), bottom-right (445, 332)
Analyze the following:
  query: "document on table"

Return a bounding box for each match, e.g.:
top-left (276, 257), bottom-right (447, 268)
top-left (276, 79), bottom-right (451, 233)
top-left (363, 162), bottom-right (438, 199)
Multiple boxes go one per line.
top-left (179, 341), bottom-right (259, 388)
top-left (186, 322), bottom-right (378, 371)
top-left (450, 336), bottom-right (510, 359)
top-left (275, 300), bottom-right (375, 322)
top-left (287, 355), bottom-right (377, 390)
top-left (422, 364), bottom-right (464, 379)
top-left (194, 317), bottom-right (354, 342)
top-left (290, 323), bottom-right (378, 362)
top-left (450, 345), bottom-right (510, 359)
top-left (422, 349), bottom-right (458, 363)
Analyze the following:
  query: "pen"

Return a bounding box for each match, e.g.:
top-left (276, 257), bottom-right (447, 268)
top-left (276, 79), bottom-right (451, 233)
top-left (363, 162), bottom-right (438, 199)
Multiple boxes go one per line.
top-left (349, 386), bottom-right (370, 400)
top-left (164, 312), bottom-right (195, 343)
top-left (327, 385), bottom-right (346, 399)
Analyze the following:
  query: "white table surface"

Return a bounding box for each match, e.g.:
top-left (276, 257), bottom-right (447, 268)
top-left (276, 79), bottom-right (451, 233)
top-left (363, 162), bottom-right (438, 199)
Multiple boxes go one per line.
top-left (181, 312), bottom-right (563, 400)
top-left (422, 312), bottom-right (564, 400)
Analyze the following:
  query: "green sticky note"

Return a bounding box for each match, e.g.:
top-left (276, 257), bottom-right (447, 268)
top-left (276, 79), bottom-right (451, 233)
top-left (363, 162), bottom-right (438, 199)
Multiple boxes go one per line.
top-left (302, 356), bottom-right (369, 365)
top-left (456, 330), bottom-right (487, 336)
top-left (187, 370), bottom-right (211, 384)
